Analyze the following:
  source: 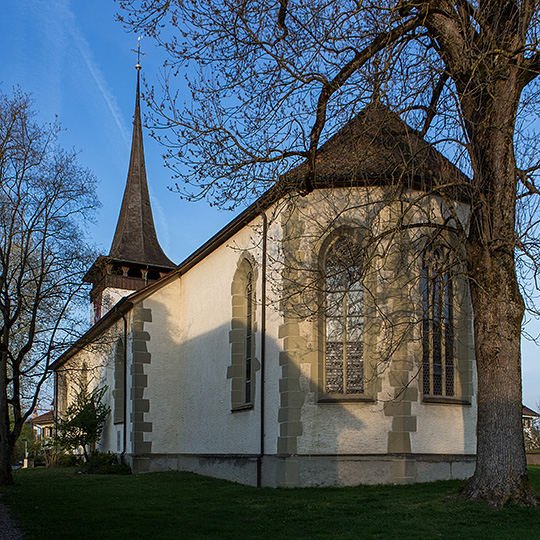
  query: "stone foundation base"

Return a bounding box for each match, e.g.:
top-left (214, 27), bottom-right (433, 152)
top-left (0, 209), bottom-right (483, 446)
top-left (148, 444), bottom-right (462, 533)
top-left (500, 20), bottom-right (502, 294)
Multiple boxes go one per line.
top-left (271, 453), bottom-right (475, 487)
top-left (124, 453), bottom-right (476, 487)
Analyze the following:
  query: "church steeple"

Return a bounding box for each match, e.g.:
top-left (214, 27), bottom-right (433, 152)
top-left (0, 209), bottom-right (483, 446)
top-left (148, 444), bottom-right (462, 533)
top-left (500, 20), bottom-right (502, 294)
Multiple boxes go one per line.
top-left (85, 54), bottom-right (176, 323)
top-left (109, 65), bottom-right (174, 268)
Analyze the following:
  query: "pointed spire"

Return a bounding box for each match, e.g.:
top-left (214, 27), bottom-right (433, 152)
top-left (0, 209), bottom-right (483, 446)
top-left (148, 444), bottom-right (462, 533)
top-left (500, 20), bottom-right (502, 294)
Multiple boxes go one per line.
top-left (108, 61), bottom-right (175, 268)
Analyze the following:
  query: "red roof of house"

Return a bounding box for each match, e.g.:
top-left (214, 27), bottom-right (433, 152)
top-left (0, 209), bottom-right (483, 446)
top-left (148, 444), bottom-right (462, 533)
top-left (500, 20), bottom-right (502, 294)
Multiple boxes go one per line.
top-left (522, 405), bottom-right (540, 418)
top-left (29, 411), bottom-right (54, 425)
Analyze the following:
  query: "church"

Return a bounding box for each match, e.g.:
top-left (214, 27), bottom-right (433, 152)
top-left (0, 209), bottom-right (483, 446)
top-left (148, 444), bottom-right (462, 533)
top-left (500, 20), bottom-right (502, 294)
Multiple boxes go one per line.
top-left (51, 63), bottom-right (477, 487)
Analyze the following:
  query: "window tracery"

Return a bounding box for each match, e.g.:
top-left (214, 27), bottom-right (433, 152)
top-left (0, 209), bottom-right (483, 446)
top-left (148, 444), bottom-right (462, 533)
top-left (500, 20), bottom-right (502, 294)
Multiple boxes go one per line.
top-left (323, 234), bottom-right (364, 395)
top-left (422, 243), bottom-right (455, 397)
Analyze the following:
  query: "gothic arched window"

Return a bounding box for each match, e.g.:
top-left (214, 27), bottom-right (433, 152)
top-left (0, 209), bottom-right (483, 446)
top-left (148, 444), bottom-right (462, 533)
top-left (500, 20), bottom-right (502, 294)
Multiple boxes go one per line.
top-left (422, 243), bottom-right (455, 397)
top-left (324, 234), bottom-right (364, 395)
top-left (228, 257), bottom-right (256, 410)
top-left (244, 270), bottom-right (253, 404)
top-left (113, 338), bottom-right (125, 425)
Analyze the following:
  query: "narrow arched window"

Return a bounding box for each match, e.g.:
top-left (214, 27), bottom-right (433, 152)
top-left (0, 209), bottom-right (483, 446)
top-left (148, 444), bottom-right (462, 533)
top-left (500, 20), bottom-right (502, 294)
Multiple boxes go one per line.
top-left (324, 235), bottom-right (364, 395)
top-left (228, 257), bottom-right (256, 411)
top-left (244, 271), bottom-right (253, 404)
top-left (422, 244), bottom-right (454, 397)
top-left (113, 338), bottom-right (125, 425)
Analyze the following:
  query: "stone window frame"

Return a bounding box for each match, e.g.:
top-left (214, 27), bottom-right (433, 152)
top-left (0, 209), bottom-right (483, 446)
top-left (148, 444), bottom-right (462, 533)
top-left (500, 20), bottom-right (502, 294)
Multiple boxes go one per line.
top-left (57, 369), bottom-right (69, 414)
top-left (113, 337), bottom-right (125, 425)
top-left (228, 255), bottom-right (258, 412)
top-left (420, 237), bottom-right (473, 405)
top-left (317, 226), bottom-right (375, 403)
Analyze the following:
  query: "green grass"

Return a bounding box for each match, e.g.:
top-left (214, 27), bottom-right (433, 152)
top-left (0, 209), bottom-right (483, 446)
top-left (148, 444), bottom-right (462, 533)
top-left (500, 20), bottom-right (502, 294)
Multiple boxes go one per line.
top-left (2, 467), bottom-right (540, 540)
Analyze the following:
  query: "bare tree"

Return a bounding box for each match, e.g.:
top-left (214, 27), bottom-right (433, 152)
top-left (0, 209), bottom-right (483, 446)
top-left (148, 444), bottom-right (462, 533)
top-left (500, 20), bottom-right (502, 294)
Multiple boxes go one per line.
top-left (117, 1), bottom-right (540, 506)
top-left (0, 88), bottom-right (98, 485)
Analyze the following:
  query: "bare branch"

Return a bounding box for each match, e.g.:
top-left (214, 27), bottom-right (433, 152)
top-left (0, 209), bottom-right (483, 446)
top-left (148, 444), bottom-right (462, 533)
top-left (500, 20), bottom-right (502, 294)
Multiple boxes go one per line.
top-left (304, 15), bottom-right (424, 193)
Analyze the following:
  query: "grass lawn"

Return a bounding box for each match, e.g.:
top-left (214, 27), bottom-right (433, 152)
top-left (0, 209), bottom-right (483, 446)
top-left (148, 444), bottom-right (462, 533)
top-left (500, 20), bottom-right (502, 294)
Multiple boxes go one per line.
top-left (1, 467), bottom-right (540, 540)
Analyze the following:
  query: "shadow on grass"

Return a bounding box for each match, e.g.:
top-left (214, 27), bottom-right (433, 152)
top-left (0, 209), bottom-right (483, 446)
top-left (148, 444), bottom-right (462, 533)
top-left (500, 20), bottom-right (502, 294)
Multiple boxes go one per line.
top-left (1, 466), bottom-right (540, 540)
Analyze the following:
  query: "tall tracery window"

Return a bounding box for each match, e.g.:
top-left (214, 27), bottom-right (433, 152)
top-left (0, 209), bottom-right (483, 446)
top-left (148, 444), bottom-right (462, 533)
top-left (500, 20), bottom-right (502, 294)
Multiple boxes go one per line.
top-left (422, 243), bottom-right (455, 397)
top-left (324, 234), bottom-right (364, 395)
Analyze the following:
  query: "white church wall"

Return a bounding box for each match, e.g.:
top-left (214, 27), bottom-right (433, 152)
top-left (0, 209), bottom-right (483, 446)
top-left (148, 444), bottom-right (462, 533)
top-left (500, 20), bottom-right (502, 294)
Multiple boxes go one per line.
top-left (57, 182), bottom-right (476, 485)
top-left (277, 188), bottom-right (393, 458)
top-left (55, 319), bottom-right (124, 457)
top-left (98, 319), bottom-right (126, 455)
top-left (135, 279), bottom-right (183, 456)
top-left (100, 287), bottom-right (133, 319)
top-left (167, 215), bottom-right (268, 457)
top-left (261, 299), bottom-right (286, 456)
top-left (259, 209), bottom-right (287, 457)
top-left (411, 398), bottom-right (477, 454)
top-left (269, 187), bottom-right (476, 484)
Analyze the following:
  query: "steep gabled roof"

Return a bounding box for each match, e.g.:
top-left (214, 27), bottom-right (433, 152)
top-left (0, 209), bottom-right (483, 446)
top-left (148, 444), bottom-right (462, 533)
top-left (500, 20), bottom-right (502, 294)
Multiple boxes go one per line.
top-left (285, 102), bottom-right (469, 195)
top-left (108, 69), bottom-right (175, 269)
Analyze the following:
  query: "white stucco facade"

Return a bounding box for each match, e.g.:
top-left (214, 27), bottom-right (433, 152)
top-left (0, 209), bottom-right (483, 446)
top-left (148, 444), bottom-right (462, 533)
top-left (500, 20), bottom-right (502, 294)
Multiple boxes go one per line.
top-left (55, 185), bottom-right (477, 487)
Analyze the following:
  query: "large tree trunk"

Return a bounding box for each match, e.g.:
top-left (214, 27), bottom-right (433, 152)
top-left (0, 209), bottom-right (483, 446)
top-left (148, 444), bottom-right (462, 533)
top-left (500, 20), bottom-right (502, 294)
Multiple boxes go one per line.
top-left (0, 348), bottom-right (15, 486)
top-left (463, 243), bottom-right (536, 507)
top-left (0, 441), bottom-right (14, 486)
top-left (458, 81), bottom-right (537, 507)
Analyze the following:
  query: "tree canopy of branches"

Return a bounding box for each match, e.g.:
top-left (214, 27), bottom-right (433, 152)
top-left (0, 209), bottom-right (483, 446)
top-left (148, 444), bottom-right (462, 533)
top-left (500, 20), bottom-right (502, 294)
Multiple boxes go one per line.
top-left (55, 384), bottom-right (110, 462)
top-left (0, 88), bottom-right (98, 485)
top-left (117, 1), bottom-right (540, 507)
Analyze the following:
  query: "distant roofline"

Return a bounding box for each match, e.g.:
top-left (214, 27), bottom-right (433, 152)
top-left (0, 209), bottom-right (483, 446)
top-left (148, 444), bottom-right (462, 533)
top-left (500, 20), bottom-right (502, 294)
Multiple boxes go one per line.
top-left (29, 411), bottom-right (55, 425)
top-left (523, 405), bottom-right (540, 418)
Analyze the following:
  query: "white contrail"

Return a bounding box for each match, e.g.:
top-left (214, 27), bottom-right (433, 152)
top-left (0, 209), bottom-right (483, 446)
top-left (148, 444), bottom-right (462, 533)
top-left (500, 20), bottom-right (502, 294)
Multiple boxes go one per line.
top-left (57, 0), bottom-right (131, 148)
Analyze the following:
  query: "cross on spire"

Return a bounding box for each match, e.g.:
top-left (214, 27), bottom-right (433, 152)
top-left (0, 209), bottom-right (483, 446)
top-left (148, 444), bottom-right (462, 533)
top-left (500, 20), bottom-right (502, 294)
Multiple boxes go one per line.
top-left (107, 40), bottom-right (175, 270)
top-left (132, 36), bottom-right (146, 71)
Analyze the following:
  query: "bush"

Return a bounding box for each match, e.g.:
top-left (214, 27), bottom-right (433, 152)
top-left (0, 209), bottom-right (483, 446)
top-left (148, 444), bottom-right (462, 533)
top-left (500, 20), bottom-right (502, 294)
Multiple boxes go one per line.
top-left (12, 423), bottom-right (38, 465)
top-left (76, 452), bottom-right (131, 475)
top-left (55, 384), bottom-right (111, 462)
top-left (57, 453), bottom-right (82, 467)
top-left (35, 440), bottom-right (80, 468)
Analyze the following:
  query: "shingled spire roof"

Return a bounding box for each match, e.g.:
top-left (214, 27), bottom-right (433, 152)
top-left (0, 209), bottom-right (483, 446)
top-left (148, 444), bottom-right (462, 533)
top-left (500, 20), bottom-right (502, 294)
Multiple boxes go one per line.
top-left (84, 62), bottom-right (176, 322)
top-left (108, 67), bottom-right (175, 268)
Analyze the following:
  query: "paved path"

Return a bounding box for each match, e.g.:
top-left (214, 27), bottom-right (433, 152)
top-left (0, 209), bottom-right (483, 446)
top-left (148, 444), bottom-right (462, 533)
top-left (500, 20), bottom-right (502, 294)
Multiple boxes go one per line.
top-left (0, 500), bottom-right (24, 540)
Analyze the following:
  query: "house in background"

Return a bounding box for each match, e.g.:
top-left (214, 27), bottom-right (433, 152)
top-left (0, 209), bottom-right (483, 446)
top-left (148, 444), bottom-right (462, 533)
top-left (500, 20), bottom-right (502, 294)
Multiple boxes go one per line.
top-left (51, 63), bottom-right (477, 487)
top-left (29, 410), bottom-right (55, 441)
top-left (523, 404), bottom-right (540, 453)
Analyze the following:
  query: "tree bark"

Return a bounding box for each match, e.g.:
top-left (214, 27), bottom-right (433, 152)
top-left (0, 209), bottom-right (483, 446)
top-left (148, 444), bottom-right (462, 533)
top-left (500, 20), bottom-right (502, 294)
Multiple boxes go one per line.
top-left (463, 242), bottom-right (537, 507)
top-left (458, 78), bottom-right (538, 507)
top-left (0, 348), bottom-right (15, 486)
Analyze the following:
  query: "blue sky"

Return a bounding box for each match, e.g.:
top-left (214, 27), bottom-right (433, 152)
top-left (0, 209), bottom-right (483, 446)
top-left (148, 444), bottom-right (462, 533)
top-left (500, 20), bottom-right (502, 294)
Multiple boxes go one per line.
top-left (2, 1), bottom-right (539, 408)
top-left (1, 0), bottom-right (236, 264)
